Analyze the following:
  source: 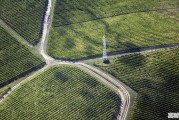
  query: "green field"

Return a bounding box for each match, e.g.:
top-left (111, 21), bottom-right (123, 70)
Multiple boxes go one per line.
top-left (0, 26), bottom-right (44, 85)
top-left (0, 0), bottom-right (47, 45)
top-left (1, 0), bottom-right (179, 119)
top-left (93, 47), bottom-right (179, 120)
top-left (53, 0), bottom-right (179, 26)
top-left (48, 9), bottom-right (179, 59)
top-left (0, 65), bottom-right (120, 120)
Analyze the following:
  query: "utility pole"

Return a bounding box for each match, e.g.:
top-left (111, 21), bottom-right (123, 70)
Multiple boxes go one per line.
top-left (103, 35), bottom-right (109, 63)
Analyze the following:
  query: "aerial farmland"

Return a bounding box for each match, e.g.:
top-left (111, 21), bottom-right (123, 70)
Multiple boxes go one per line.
top-left (0, 0), bottom-right (179, 120)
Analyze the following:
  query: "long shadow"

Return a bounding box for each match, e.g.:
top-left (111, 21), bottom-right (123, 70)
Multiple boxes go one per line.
top-left (53, 0), bottom-right (177, 26)
top-left (0, 62), bottom-right (46, 88)
top-left (52, 2), bottom-right (179, 54)
top-left (54, 43), bottom-right (179, 61)
top-left (55, 6), bottom-right (178, 26)
top-left (61, 6), bottom-right (179, 118)
top-left (56, 6), bottom-right (126, 60)
top-left (107, 43), bottom-right (179, 57)
top-left (50, 1), bottom-right (179, 61)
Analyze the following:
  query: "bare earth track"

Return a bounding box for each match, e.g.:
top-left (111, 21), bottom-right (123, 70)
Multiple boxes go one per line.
top-left (0, 1), bottom-right (131, 120)
top-left (1, 0), bottom-right (179, 120)
top-left (38, 1), bottom-right (131, 119)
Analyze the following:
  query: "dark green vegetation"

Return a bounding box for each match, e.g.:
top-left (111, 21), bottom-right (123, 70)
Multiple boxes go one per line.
top-left (53, 0), bottom-right (179, 26)
top-left (0, 65), bottom-right (120, 120)
top-left (48, 8), bottom-right (179, 59)
top-left (0, 26), bottom-right (43, 85)
top-left (0, 0), bottom-right (47, 45)
top-left (95, 47), bottom-right (179, 120)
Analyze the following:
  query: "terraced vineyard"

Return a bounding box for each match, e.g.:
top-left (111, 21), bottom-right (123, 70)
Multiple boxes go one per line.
top-left (0, 65), bottom-right (120, 120)
top-left (94, 47), bottom-right (179, 120)
top-left (0, 26), bottom-right (44, 86)
top-left (48, 9), bottom-right (179, 59)
top-left (0, 0), bottom-right (47, 45)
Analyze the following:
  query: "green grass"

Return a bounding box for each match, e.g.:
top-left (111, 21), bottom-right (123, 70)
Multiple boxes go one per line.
top-left (0, 65), bottom-right (120, 120)
top-left (0, 26), bottom-right (44, 85)
top-left (0, 19), bottom-right (33, 49)
top-left (48, 9), bottom-right (179, 59)
top-left (53, 0), bottom-right (179, 26)
top-left (0, 86), bottom-right (9, 96)
top-left (0, 0), bottom-right (47, 45)
top-left (94, 47), bottom-right (179, 120)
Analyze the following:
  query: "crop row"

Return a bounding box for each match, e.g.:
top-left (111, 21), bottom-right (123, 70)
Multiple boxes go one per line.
top-left (0, 0), bottom-right (47, 45)
top-left (53, 0), bottom-right (179, 26)
top-left (48, 10), bottom-right (179, 60)
top-left (96, 47), bottom-right (179, 120)
top-left (0, 26), bottom-right (44, 85)
top-left (0, 65), bottom-right (120, 120)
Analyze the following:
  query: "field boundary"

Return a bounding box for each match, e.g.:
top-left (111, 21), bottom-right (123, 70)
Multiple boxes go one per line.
top-left (0, 62), bottom-right (46, 88)
top-left (51, 43), bottom-right (179, 61)
top-left (0, 19), bottom-right (33, 48)
top-left (0, 19), bottom-right (43, 59)
top-left (54, 7), bottom-right (179, 27)
top-left (1, 0), bottom-right (179, 119)
top-left (76, 63), bottom-right (135, 120)
top-left (0, 65), bottom-right (49, 103)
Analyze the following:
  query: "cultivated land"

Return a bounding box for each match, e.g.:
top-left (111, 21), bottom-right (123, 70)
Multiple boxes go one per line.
top-left (0, 65), bottom-right (120, 120)
top-left (0, 0), bottom-right (47, 45)
top-left (92, 47), bottom-right (179, 120)
top-left (48, 0), bottom-right (179, 60)
top-left (1, 0), bottom-right (179, 119)
top-left (0, 26), bottom-right (44, 85)
top-left (53, 0), bottom-right (179, 26)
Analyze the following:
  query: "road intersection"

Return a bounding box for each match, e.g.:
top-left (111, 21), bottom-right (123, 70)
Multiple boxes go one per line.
top-left (38, 1), bottom-right (131, 120)
top-left (1, 0), bottom-right (179, 119)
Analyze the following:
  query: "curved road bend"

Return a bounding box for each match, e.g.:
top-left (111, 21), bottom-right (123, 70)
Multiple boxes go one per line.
top-left (38, 0), bottom-right (132, 119)
top-left (2, 0), bottom-right (178, 119)
top-left (37, 0), bottom-right (179, 119)
top-left (8, 0), bottom-right (179, 119)
top-left (75, 62), bottom-right (130, 120)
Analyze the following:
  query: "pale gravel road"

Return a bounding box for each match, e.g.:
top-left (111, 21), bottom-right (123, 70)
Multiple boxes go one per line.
top-left (1, 0), bottom-right (179, 119)
top-left (1, 0), bottom-right (131, 120)
top-left (38, 0), bottom-right (131, 119)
